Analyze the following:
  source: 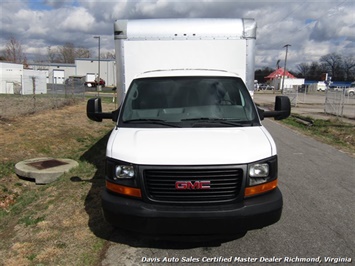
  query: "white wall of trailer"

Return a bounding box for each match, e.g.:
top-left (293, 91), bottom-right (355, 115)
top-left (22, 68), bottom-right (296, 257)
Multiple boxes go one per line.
top-left (122, 40), bottom-right (247, 91)
top-left (114, 18), bottom-right (256, 104)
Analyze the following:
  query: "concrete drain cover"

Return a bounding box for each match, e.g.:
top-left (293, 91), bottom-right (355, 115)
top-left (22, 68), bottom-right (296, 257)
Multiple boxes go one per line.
top-left (15, 157), bottom-right (79, 184)
top-left (27, 159), bottom-right (69, 170)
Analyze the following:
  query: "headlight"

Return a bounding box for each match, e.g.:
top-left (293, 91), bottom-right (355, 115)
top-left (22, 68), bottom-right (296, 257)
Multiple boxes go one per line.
top-left (106, 159), bottom-right (136, 180)
top-left (105, 159), bottom-right (141, 198)
top-left (249, 163), bottom-right (269, 186)
top-left (249, 163), bottom-right (269, 177)
top-left (114, 165), bottom-right (135, 179)
top-left (248, 159), bottom-right (275, 187)
top-left (246, 156), bottom-right (277, 197)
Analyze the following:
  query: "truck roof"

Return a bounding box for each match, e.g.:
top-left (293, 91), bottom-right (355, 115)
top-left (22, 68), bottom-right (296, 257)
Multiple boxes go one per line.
top-left (115, 18), bottom-right (256, 40)
top-left (134, 69), bottom-right (241, 79)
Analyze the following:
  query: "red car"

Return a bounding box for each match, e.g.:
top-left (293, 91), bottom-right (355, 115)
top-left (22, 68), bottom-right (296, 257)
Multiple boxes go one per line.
top-left (85, 78), bottom-right (105, 88)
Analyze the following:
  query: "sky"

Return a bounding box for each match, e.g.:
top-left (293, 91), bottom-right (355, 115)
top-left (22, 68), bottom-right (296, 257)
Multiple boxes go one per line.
top-left (1, 0), bottom-right (354, 72)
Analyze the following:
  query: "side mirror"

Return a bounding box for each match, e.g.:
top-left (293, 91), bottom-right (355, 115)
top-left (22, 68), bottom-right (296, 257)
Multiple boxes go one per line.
top-left (87, 98), bottom-right (103, 122)
top-left (87, 98), bottom-right (119, 122)
top-left (261, 96), bottom-right (291, 120)
top-left (274, 95), bottom-right (291, 120)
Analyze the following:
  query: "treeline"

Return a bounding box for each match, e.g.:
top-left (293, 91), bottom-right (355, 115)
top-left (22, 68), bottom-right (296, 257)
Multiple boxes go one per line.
top-left (256, 52), bottom-right (355, 82)
top-left (1, 37), bottom-right (354, 81)
top-left (46, 43), bottom-right (115, 63)
top-left (0, 37), bottom-right (115, 65)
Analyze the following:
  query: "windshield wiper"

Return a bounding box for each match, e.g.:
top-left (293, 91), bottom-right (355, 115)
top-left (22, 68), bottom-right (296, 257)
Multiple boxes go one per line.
top-left (123, 118), bottom-right (181, 128)
top-left (181, 117), bottom-right (253, 127)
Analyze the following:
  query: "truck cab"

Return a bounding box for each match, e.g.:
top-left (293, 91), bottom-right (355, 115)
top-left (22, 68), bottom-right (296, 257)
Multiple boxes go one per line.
top-left (87, 69), bottom-right (290, 239)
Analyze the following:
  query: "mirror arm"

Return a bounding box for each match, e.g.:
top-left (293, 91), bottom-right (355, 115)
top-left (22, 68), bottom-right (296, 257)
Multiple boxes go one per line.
top-left (263, 110), bottom-right (282, 118)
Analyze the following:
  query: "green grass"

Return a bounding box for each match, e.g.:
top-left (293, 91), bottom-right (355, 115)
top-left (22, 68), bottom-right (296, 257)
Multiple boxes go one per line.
top-left (282, 115), bottom-right (355, 154)
top-left (0, 162), bottom-right (15, 180)
top-left (19, 215), bottom-right (45, 227)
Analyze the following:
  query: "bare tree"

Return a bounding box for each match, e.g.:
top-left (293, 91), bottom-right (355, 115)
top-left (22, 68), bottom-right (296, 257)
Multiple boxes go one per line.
top-left (296, 62), bottom-right (310, 78)
top-left (343, 56), bottom-right (355, 81)
top-left (55, 43), bottom-right (91, 63)
top-left (57, 42), bottom-right (76, 63)
top-left (306, 61), bottom-right (328, 81)
top-left (320, 52), bottom-right (343, 80)
top-left (101, 51), bottom-right (116, 60)
top-left (3, 37), bottom-right (25, 64)
top-left (76, 47), bottom-right (91, 59)
top-left (47, 46), bottom-right (57, 63)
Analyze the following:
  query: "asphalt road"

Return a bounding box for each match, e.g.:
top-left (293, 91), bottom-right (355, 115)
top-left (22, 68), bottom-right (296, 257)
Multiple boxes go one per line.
top-left (101, 119), bottom-right (354, 266)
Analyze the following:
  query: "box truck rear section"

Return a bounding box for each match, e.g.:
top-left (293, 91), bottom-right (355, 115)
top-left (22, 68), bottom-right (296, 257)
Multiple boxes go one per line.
top-left (114, 18), bottom-right (256, 105)
top-left (87, 18), bottom-right (291, 240)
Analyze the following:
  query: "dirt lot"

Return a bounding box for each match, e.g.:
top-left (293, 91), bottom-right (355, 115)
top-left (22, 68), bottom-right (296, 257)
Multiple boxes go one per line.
top-left (0, 96), bottom-right (115, 265)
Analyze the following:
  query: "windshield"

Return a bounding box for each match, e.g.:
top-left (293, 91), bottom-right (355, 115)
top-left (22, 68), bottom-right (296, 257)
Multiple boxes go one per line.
top-left (119, 76), bottom-right (259, 128)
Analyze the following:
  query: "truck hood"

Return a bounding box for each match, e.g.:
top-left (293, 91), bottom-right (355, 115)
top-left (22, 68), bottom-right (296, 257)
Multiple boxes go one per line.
top-left (107, 126), bottom-right (276, 165)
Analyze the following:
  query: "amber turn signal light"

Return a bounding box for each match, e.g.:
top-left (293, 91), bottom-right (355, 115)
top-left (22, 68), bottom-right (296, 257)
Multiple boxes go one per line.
top-left (106, 181), bottom-right (142, 198)
top-left (244, 179), bottom-right (278, 197)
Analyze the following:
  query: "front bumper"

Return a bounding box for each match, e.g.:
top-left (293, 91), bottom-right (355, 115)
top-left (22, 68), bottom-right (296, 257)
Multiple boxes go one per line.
top-left (101, 188), bottom-right (282, 237)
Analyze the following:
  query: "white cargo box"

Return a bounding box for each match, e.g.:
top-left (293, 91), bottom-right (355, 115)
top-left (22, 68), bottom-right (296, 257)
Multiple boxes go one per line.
top-left (114, 18), bottom-right (256, 104)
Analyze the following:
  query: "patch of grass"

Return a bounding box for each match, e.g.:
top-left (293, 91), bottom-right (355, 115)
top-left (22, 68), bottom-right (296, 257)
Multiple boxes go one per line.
top-left (282, 115), bottom-right (355, 155)
top-left (80, 238), bottom-right (106, 265)
top-left (0, 162), bottom-right (14, 179)
top-left (27, 253), bottom-right (37, 261)
top-left (19, 215), bottom-right (45, 227)
top-left (0, 190), bottom-right (39, 221)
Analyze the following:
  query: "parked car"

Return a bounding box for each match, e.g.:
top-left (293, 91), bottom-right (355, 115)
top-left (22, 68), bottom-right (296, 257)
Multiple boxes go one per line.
top-left (85, 78), bottom-right (106, 88)
top-left (65, 76), bottom-right (85, 86)
top-left (259, 84), bottom-right (274, 90)
top-left (345, 83), bottom-right (355, 97)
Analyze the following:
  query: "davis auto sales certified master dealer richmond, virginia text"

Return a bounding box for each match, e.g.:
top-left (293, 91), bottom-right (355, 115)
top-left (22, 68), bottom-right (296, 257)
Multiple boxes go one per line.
top-left (141, 256), bottom-right (352, 263)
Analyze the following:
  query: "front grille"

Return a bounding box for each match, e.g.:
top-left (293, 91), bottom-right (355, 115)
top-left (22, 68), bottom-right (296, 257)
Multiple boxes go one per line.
top-left (144, 167), bottom-right (243, 203)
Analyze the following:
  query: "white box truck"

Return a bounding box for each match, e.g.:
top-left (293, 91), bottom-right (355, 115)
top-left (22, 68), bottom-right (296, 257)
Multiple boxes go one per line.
top-left (87, 18), bottom-right (291, 239)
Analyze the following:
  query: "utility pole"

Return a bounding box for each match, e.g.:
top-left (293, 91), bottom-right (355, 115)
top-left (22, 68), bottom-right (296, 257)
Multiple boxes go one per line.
top-left (281, 44), bottom-right (291, 94)
top-left (94, 36), bottom-right (101, 95)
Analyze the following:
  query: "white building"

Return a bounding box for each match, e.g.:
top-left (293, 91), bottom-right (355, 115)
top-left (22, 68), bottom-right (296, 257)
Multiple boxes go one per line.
top-left (0, 62), bottom-right (47, 94)
top-left (0, 62), bottom-right (23, 94)
top-left (271, 78), bottom-right (305, 91)
top-left (28, 59), bottom-right (116, 87)
top-left (23, 69), bottom-right (47, 94)
top-left (30, 63), bottom-right (76, 84)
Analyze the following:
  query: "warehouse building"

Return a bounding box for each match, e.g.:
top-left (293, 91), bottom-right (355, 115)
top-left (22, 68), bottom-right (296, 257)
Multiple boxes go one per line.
top-left (28, 59), bottom-right (116, 87)
top-left (0, 62), bottom-right (46, 94)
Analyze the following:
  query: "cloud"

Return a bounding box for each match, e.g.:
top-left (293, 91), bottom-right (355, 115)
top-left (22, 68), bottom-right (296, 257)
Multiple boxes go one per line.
top-left (59, 7), bottom-right (95, 32)
top-left (1, 0), bottom-right (354, 71)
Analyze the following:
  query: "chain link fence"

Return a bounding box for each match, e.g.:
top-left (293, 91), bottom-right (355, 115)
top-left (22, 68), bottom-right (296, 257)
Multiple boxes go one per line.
top-left (0, 81), bottom-right (88, 120)
top-left (324, 90), bottom-right (344, 117)
top-left (325, 89), bottom-right (355, 118)
top-left (282, 85), bottom-right (354, 120)
top-left (283, 87), bottom-right (299, 106)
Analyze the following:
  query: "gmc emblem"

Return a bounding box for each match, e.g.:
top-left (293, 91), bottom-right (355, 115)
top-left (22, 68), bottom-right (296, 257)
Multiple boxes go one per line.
top-left (175, 181), bottom-right (211, 190)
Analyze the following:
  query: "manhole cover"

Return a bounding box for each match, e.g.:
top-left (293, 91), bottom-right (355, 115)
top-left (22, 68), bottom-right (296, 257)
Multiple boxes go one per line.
top-left (27, 159), bottom-right (69, 170)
